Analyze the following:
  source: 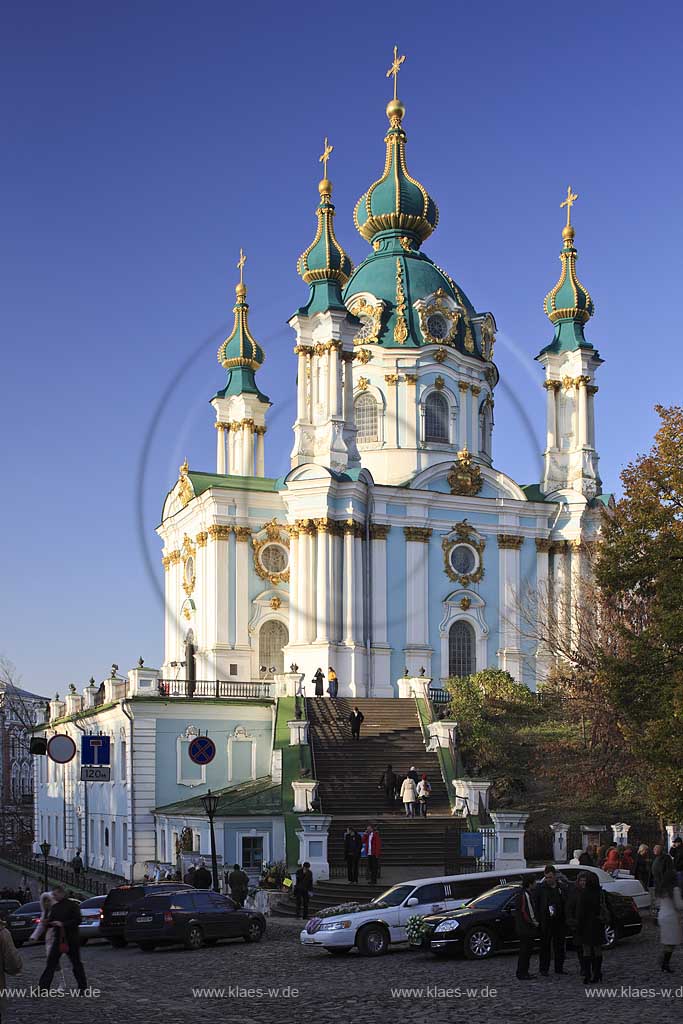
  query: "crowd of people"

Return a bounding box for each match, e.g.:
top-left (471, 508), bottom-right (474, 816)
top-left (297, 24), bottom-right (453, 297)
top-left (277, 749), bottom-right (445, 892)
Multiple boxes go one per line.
top-left (380, 763), bottom-right (432, 817)
top-left (570, 837), bottom-right (683, 901)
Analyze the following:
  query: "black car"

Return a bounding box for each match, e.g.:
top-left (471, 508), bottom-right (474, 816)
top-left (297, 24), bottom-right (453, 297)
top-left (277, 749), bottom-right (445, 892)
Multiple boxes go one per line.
top-left (7, 901), bottom-right (44, 947)
top-left (124, 890), bottom-right (266, 951)
top-left (0, 900), bottom-right (21, 921)
top-left (414, 883), bottom-right (642, 959)
top-left (101, 883), bottom-right (194, 947)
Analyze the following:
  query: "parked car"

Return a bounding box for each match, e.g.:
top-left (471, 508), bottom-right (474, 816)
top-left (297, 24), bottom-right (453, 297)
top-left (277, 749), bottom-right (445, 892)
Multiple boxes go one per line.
top-left (415, 883), bottom-right (642, 959)
top-left (124, 890), bottom-right (266, 951)
top-left (101, 883), bottom-right (194, 947)
top-left (0, 900), bottom-right (21, 921)
top-left (559, 865), bottom-right (649, 911)
top-left (7, 901), bottom-right (45, 947)
top-left (79, 895), bottom-right (107, 945)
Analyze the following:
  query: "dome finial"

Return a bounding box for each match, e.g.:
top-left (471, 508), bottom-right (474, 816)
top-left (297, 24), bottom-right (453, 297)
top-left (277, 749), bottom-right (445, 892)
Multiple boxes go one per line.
top-left (386, 44), bottom-right (406, 124)
top-left (319, 137), bottom-right (334, 197)
top-left (296, 143), bottom-right (353, 306)
top-left (235, 247), bottom-right (247, 300)
top-left (540, 186), bottom-right (596, 356)
top-left (560, 185), bottom-right (578, 247)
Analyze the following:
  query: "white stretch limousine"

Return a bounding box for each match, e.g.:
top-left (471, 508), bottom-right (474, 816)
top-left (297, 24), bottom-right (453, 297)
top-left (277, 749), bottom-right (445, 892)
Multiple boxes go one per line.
top-left (300, 865), bottom-right (647, 957)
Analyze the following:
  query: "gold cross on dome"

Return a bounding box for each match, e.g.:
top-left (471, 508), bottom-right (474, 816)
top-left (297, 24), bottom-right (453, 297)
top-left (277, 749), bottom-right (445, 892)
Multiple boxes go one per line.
top-left (319, 137), bottom-right (333, 178)
top-left (237, 248), bottom-right (246, 284)
top-left (386, 45), bottom-right (406, 101)
top-left (560, 186), bottom-right (579, 228)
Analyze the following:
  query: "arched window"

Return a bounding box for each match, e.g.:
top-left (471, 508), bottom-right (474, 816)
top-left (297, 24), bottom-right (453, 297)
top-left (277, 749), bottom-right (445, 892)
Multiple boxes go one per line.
top-left (448, 620), bottom-right (475, 677)
top-left (424, 392), bottom-right (449, 444)
top-left (479, 400), bottom-right (493, 459)
top-left (354, 393), bottom-right (379, 443)
top-left (258, 620), bottom-right (289, 675)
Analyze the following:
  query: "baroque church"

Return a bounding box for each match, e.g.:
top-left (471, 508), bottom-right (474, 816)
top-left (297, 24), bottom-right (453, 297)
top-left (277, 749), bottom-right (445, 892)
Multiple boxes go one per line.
top-left (158, 61), bottom-right (607, 699)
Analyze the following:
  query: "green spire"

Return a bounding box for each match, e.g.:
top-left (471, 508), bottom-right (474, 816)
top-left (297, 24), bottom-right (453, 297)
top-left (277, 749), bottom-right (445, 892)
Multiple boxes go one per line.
top-left (296, 139), bottom-right (353, 315)
top-left (215, 251), bottom-right (269, 401)
top-left (539, 187), bottom-right (596, 356)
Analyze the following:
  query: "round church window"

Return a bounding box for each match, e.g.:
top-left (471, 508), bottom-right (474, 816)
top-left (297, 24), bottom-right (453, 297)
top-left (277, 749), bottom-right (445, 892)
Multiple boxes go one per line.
top-left (260, 543), bottom-right (289, 574)
top-left (450, 543), bottom-right (477, 576)
top-left (427, 313), bottom-right (449, 340)
top-left (356, 314), bottom-right (375, 341)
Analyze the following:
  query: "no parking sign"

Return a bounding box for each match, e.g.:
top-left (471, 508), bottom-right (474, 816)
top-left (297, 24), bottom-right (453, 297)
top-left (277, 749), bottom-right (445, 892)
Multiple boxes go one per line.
top-left (188, 735), bottom-right (216, 765)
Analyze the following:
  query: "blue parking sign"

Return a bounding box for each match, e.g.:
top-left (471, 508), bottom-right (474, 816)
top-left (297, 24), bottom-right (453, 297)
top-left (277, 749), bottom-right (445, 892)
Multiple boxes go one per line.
top-left (81, 735), bottom-right (111, 766)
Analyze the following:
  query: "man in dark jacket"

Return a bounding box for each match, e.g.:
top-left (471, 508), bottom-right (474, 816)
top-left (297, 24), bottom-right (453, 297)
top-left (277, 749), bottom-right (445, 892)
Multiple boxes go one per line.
top-left (193, 862), bottom-right (213, 889)
top-left (652, 845), bottom-right (674, 896)
top-left (514, 877), bottom-right (539, 980)
top-left (227, 863), bottom-right (249, 906)
top-left (533, 865), bottom-right (568, 975)
top-left (343, 828), bottom-right (362, 883)
top-left (38, 885), bottom-right (87, 992)
top-left (379, 765), bottom-right (397, 809)
top-left (294, 862), bottom-right (313, 918)
top-left (349, 706), bottom-right (364, 740)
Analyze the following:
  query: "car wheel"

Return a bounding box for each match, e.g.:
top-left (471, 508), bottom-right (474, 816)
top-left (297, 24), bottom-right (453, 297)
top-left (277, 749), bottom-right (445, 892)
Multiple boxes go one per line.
top-left (602, 924), bottom-right (617, 949)
top-left (357, 924), bottom-right (389, 957)
top-left (463, 926), bottom-right (496, 960)
top-left (111, 937), bottom-right (127, 949)
top-left (138, 942), bottom-right (156, 952)
top-left (325, 947), bottom-right (352, 955)
top-left (244, 920), bottom-right (264, 943)
top-left (184, 925), bottom-right (204, 950)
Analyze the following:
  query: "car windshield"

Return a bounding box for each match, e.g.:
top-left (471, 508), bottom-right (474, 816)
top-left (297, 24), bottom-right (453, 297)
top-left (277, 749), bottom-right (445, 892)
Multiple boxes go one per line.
top-left (466, 887), bottom-right (518, 910)
top-left (16, 903), bottom-right (40, 914)
top-left (372, 885), bottom-right (415, 907)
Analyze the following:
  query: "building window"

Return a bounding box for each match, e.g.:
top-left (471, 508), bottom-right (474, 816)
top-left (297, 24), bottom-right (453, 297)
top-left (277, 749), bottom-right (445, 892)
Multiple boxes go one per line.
top-left (354, 393), bottom-right (379, 443)
top-left (424, 392), bottom-right (449, 443)
top-left (104, 826), bottom-right (109, 848)
top-left (110, 822), bottom-right (116, 859)
top-left (258, 620), bottom-right (289, 675)
top-left (122, 822), bottom-right (128, 860)
top-left (448, 620), bottom-right (475, 677)
top-left (120, 740), bottom-right (127, 781)
top-left (160, 828), bottom-right (166, 862)
top-left (177, 733), bottom-right (206, 787)
top-left (259, 543), bottom-right (288, 574)
top-left (449, 543), bottom-right (479, 576)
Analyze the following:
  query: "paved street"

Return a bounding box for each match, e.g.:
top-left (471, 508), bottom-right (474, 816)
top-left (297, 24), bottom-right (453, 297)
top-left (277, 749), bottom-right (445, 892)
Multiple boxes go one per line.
top-left (5, 917), bottom-right (683, 1024)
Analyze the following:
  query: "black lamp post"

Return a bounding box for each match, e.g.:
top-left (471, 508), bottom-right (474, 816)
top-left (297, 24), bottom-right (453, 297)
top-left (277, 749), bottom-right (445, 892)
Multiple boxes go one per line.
top-left (39, 840), bottom-right (51, 892)
top-left (200, 790), bottom-right (220, 892)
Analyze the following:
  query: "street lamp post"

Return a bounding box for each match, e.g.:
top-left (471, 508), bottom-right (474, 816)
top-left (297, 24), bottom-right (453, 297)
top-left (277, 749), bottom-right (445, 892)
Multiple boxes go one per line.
top-left (200, 790), bottom-right (219, 892)
top-left (39, 840), bottom-right (51, 892)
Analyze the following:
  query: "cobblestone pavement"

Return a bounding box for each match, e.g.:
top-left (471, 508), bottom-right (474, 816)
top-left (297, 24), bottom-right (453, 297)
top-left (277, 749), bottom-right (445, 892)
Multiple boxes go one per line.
top-left (6, 918), bottom-right (683, 1024)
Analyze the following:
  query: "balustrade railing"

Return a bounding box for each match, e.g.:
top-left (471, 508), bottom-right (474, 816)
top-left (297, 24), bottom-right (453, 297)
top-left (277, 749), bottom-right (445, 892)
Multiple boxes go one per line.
top-left (156, 679), bottom-right (273, 700)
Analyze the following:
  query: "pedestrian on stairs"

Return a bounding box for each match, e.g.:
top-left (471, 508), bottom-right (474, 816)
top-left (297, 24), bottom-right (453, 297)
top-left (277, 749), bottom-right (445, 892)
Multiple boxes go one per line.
top-left (349, 705), bottom-right (364, 740)
top-left (400, 775), bottom-right (418, 818)
top-left (417, 774), bottom-right (432, 817)
top-left (364, 825), bottom-right (382, 884)
top-left (294, 862), bottom-right (314, 919)
top-left (407, 765), bottom-right (420, 784)
top-left (327, 667), bottom-right (339, 698)
top-left (313, 667), bottom-right (325, 697)
top-left (344, 828), bottom-right (362, 883)
top-left (379, 764), bottom-right (397, 809)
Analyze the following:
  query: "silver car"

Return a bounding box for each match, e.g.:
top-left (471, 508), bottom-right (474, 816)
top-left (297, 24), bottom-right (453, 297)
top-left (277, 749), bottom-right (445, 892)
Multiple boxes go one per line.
top-left (79, 895), bottom-right (107, 945)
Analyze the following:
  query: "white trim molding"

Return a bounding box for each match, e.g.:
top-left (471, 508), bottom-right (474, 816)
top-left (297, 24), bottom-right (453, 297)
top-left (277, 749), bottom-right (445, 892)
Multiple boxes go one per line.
top-left (227, 725), bottom-right (257, 783)
top-left (438, 590), bottom-right (489, 681)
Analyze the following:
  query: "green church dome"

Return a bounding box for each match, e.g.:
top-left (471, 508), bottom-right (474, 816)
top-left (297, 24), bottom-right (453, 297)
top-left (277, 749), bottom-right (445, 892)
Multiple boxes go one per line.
top-left (214, 253), bottom-right (268, 402)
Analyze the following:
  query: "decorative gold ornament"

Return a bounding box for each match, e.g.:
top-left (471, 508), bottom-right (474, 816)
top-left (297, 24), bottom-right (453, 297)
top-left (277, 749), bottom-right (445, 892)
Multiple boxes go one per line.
top-left (560, 185), bottom-right (579, 230)
top-left (470, 384), bottom-right (481, 396)
top-left (497, 534), bottom-right (524, 549)
top-left (460, 596), bottom-right (471, 610)
top-left (442, 521), bottom-right (486, 585)
top-left (177, 459), bottom-right (194, 507)
top-left (384, 373), bottom-right (400, 385)
top-left (434, 376), bottom-right (445, 390)
top-left (417, 295), bottom-right (459, 346)
top-left (463, 320), bottom-right (475, 353)
top-left (252, 520), bottom-right (290, 585)
top-left (356, 348), bottom-right (372, 364)
top-left (234, 526), bottom-right (252, 542)
top-left (270, 596), bottom-right (282, 610)
top-left (480, 314), bottom-right (496, 361)
top-left (399, 236), bottom-right (413, 252)
top-left (447, 447), bottom-right (483, 496)
top-left (369, 523), bottom-right (391, 540)
top-left (195, 531), bottom-right (208, 547)
top-left (207, 525), bottom-right (232, 541)
top-left (372, 240), bottom-right (381, 251)
top-left (357, 376), bottom-right (370, 391)
top-left (543, 379), bottom-right (562, 391)
top-left (348, 296), bottom-right (384, 345)
top-left (458, 380), bottom-right (470, 393)
top-left (404, 526), bottom-right (432, 542)
top-left (404, 373), bottom-right (418, 385)
top-left (394, 259), bottom-right (409, 343)
top-left (535, 537), bottom-right (553, 552)
top-left (386, 44), bottom-right (406, 102)
top-left (181, 534), bottom-right (196, 596)
top-left (434, 348), bottom-right (447, 363)
top-left (550, 540), bottom-right (569, 555)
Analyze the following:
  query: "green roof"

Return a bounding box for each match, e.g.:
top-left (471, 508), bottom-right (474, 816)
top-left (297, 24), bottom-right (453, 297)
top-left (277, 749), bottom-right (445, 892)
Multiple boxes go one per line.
top-left (521, 483), bottom-right (548, 502)
top-left (155, 777), bottom-right (281, 817)
top-left (188, 471), bottom-right (279, 496)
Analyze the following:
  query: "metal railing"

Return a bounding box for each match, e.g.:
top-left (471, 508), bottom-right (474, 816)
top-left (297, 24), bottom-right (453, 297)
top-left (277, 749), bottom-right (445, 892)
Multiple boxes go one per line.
top-left (156, 679), bottom-right (273, 700)
top-left (0, 847), bottom-right (125, 896)
top-left (428, 686), bottom-right (450, 706)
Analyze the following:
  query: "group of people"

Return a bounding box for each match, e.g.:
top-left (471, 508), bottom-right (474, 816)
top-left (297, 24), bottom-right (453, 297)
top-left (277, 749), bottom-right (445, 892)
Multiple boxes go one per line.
top-left (379, 764), bottom-right (432, 817)
top-left (343, 825), bottom-right (383, 885)
top-left (0, 886), bottom-right (31, 905)
top-left (571, 837), bottom-right (683, 901)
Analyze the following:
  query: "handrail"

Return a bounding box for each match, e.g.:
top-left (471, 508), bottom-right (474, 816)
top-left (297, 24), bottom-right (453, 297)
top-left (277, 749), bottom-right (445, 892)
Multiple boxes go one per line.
top-left (156, 679), bottom-right (273, 699)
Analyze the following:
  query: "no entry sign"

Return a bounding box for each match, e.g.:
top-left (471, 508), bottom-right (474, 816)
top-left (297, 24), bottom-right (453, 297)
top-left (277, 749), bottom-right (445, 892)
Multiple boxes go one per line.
top-left (47, 734), bottom-right (77, 764)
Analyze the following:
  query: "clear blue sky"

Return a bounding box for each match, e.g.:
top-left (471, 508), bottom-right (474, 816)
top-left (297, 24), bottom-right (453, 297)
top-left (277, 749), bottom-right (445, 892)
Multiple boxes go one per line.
top-left (2, 0), bottom-right (681, 696)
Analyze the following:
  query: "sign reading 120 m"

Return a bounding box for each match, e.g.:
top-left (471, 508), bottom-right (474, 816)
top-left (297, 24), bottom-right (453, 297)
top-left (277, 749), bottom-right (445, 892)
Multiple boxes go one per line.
top-left (80, 735), bottom-right (112, 782)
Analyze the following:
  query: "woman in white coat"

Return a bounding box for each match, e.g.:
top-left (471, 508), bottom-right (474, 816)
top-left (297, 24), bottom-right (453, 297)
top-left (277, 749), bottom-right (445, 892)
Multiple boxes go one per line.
top-left (657, 867), bottom-right (683, 972)
top-left (400, 775), bottom-right (418, 818)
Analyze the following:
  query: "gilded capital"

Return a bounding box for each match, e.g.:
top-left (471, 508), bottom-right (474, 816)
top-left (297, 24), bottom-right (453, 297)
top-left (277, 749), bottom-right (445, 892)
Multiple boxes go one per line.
top-left (404, 526), bottom-right (432, 543)
top-left (434, 348), bottom-right (447, 363)
top-left (549, 540), bottom-right (569, 555)
top-left (404, 373), bottom-right (418, 385)
top-left (195, 531), bottom-right (208, 548)
top-left (497, 534), bottom-right (524, 549)
top-left (384, 373), bottom-right (400, 385)
top-left (543, 379), bottom-right (562, 391)
top-left (234, 526), bottom-right (252, 542)
top-left (470, 384), bottom-right (481, 396)
top-left (534, 537), bottom-right (552, 552)
top-left (207, 525), bottom-right (232, 541)
top-left (370, 523), bottom-right (391, 540)
top-left (458, 381), bottom-right (470, 393)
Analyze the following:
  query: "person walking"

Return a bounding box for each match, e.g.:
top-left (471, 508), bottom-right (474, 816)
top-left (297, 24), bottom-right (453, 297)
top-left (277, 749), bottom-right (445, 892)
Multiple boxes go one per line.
top-left (621, 845), bottom-right (635, 873)
top-left (379, 764), bottom-right (397, 810)
top-left (633, 845), bottom-right (651, 891)
top-left (327, 667), bottom-right (339, 699)
top-left (364, 825), bottom-right (382, 884)
top-left (70, 850), bottom-right (84, 881)
top-left (0, 916), bottom-right (22, 1019)
top-left (652, 845), bottom-right (675, 895)
top-left (294, 862), bottom-right (313, 918)
top-left (183, 864), bottom-right (196, 886)
top-left (514, 876), bottom-right (539, 980)
top-left (407, 765), bottom-right (419, 785)
top-left (349, 706), bottom-right (364, 740)
top-left (671, 836), bottom-right (683, 889)
top-left (343, 827), bottom-right (362, 883)
top-left (193, 861), bottom-right (212, 889)
top-left (578, 849), bottom-right (594, 866)
top-left (575, 871), bottom-right (605, 983)
top-left (313, 668), bottom-right (325, 697)
top-left (38, 885), bottom-right (87, 994)
top-left (533, 865), bottom-right (567, 975)
top-left (400, 774), bottom-right (418, 818)
top-left (656, 867), bottom-right (683, 972)
top-left (227, 863), bottom-right (249, 906)
top-left (601, 845), bottom-right (620, 872)
top-left (416, 774), bottom-right (432, 817)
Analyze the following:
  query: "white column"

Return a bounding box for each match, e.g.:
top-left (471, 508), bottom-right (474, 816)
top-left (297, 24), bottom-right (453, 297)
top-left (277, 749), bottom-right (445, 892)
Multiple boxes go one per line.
top-left (256, 428), bottom-right (265, 476)
top-left (384, 374), bottom-right (398, 447)
top-left (298, 524), bottom-right (314, 643)
top-left (287, 527), bottom-right (300, 644)
top-left (244, 424), bottom-right (255, 476)
top-left (544, 381), bottom-right (558, 449)
top-left (458, 383), bottom-right (469, 448)
top-left (343, 525), bottom-right (355, 644)
top-left (231, 424), bottom-right (241, 476)
top-left (343, 356), bottom-right (354, 426)
top-left (470, 385), bottom-right (481, 456)
top-left (405, 379), bottom-right (417, 448)
top-left (216, 424), bottom-right (226, 474)
top-left (569, 540), bottom-right (583, 654)
top-left (311, 354), bottom-right (319, 421)
top-left (296, 348), bottom-right (308, 421)
top-left (234, 529), bottom-right (250, 646)
top-left (551, 541), bottom-right (569, 646)
top-left (353, 532), bottom-right (365, 644)
top-left (213, 529), bottom-right (231, 648)
top-left (328, 344), bottom-right (341, 417)
top-left (371, 526), bottom-right (389, 645)
top-left (329, 529), bottom-right (342, 642)
top-left (405, 529), bottom-right (430, 648)
top-left (577, 378), bottom-right (588, 448)
top-left (587, 385), bottom-right (597, 448)
top-left (497, 536), bottom-right (523, 677)
top-left (315, 522), bottom-right (330, 643)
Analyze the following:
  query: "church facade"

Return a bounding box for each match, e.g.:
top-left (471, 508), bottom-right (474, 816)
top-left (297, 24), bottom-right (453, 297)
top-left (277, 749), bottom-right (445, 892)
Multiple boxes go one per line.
top-left (158, 82), bottom-right (608, 699)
